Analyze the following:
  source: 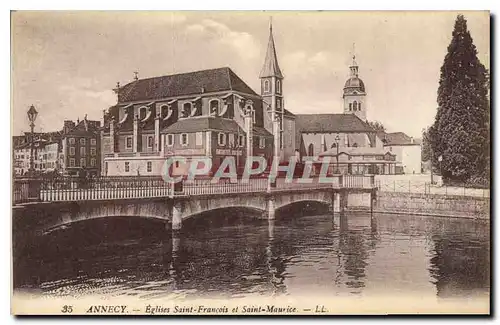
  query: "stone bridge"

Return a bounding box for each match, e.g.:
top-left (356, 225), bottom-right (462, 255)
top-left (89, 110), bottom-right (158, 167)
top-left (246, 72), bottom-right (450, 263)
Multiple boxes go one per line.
top-left (13, 188), bottom-right (353, 234)
top-left (12, 175), bottom-right (377, 234)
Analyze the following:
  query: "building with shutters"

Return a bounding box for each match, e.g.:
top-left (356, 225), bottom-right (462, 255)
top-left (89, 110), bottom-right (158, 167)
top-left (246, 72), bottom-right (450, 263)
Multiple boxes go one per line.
top-left (60, 117), bottom-right (101, 177)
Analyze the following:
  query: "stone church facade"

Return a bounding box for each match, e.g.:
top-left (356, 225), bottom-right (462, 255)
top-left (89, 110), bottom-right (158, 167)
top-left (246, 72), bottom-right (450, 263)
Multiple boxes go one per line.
top-left (101, 23), bottom-right (295, 176)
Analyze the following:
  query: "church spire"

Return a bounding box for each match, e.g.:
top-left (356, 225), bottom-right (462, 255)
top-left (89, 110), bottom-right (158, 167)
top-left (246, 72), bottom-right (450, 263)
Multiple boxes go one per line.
top-left (349, 43), bottom-right (359, 77)
top-left (259, 18), bottom-right (283, 79)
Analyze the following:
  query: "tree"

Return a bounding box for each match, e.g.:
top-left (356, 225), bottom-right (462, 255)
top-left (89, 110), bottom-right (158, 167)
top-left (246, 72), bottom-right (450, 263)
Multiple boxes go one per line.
top-left (429, 14), bottom-right (490, 184)
top-left (421, 127), bottom-right (432, 162)
top-left (368, 121), bottom-right (386, 132)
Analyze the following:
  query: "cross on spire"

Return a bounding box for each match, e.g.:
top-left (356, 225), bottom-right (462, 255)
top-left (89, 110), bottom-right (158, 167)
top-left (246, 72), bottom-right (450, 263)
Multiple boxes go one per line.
top-left (351, 42), bottom-right (357, 64)
top-left (134, 71), bottom-right (139, 81)
top-left (349, 42), bottom-right (359, 77)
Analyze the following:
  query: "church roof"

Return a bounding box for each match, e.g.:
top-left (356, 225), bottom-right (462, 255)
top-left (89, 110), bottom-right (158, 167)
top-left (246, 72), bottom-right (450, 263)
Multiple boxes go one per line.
top-left (259, 25), bottom-right (283, 79)
top-left (344, 77), bottom-right (365, 92)
top-left (283, 108), bottom-right (295, 118)
top-left (161, 116), bottom-right (273, 137)
top-left (295, 113), bottom-right (374, 151)
top-left (161, 117), bottom-right (244, 134)
top-left (118, 67), bottom-right (258, 103)
top-left (295, 114), bottom-right (373, 133)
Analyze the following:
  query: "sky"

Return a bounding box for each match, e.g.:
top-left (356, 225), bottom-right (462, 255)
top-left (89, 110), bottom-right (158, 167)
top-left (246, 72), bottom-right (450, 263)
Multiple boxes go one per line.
top-left (11, 11), bottom-right (490, 137)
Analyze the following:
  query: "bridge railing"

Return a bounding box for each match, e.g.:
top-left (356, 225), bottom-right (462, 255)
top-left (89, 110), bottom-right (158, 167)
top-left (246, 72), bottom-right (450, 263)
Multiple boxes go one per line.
top-left (273, 177), bottom-right (338, 191)
top-left (180, 177), bottom-right (269, 196)
top-left (36, 176), bottom-right (171, 202)
top-left (341, 175), bottom-right (376, 189)
top-left (13, 174), bottom-right (377, 204)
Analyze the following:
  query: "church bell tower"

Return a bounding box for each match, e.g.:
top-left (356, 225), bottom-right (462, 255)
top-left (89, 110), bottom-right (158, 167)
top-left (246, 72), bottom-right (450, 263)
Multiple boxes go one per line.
top-left (343, 54), bottom-right (367, 121)
top-left (260, 20), bottom-right (284, 159)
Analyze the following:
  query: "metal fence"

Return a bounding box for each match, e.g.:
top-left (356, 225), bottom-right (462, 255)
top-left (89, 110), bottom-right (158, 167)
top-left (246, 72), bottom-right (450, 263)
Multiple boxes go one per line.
top-left (376, 180), bottom-right (490, 198)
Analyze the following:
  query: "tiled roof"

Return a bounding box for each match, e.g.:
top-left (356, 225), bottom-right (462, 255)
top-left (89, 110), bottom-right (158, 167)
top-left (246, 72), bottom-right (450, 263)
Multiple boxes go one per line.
top-left (161, 117), bottom-right (245, 134)
top-left (295, 113), bottom-right (374, 149)
top-left (118, 67), bottom-right (258, 103)
top-left (64, 119), bottom-right (100, 137)
top-left (377, 132), bottom-right (420, 146)
top-left (14, 139), bottom-right (53, 150)
top-left (253, 126), bottom-right (273, 137)
top-left (296, 114), bottom-right (373, 133)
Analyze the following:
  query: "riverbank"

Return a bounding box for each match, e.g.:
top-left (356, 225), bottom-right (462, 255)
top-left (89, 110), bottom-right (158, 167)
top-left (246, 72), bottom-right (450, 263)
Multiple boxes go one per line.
top-left (338, 191), bottom-right (489, 220)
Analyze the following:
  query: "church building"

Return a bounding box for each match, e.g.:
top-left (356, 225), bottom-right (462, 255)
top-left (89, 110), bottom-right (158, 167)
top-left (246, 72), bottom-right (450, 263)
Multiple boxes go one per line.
top-left (100, 23), bottom-right (295, 177)
top-left (296, 55), bottom-right (397, 175)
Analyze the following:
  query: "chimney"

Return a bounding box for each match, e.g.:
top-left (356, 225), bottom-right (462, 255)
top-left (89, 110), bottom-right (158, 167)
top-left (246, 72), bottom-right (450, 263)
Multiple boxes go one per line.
top-left (84, 114), bottom-right (88, 131)
top-left (410, 137), bottom-right (414, 144)
top-left (63, 120), bottom-right (76, 134)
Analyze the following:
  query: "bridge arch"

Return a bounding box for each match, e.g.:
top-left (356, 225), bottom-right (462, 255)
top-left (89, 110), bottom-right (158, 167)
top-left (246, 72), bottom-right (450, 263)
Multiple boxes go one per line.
top-left (181, 206), bottom-right (267, 225)
top-left (14, 198), bottom-right (172, 233)
top-left (274, 191), bottom-right (333, 212)
top-left (177, 194), bottom-right (268, 221)
top-left (276, 199), bottom-right (332, 211)
top-left (43, 214), bottom-right (168, 235)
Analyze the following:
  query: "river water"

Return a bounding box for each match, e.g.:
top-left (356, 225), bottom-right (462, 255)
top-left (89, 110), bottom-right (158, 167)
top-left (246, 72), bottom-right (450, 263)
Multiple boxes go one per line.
top-left (13, 207), bottom-right (490, 301)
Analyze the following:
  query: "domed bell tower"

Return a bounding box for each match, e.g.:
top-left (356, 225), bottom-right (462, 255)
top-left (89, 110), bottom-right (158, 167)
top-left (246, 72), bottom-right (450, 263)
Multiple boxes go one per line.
top-left (343, 55), bottom-right (366, 121)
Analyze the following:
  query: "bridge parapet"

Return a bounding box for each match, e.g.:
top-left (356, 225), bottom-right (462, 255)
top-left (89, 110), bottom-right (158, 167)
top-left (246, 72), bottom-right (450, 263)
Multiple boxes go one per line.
top-left (13, 174), bottom-right (376, 205)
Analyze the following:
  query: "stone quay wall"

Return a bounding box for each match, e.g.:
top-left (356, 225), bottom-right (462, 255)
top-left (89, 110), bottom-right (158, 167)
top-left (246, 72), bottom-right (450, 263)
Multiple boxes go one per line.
top-left (344, 191), bottom-right (489, 219)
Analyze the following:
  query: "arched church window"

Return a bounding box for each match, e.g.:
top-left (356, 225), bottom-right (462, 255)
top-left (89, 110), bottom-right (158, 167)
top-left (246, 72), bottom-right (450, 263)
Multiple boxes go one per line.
top-left (264, 80), bottom-right (270, 93)
top-left (209, 99), bottom-right (219, 116)
top-left (276, 80), bottom-right (281, 93)
top-left (353, 101), bottom-right (358, 111)
top-left (308, 143), bottom-right (314, 157)
top-left (358, 103), bottom-right (361, 111)
top-left (349, 103), bottom-right (352, 111)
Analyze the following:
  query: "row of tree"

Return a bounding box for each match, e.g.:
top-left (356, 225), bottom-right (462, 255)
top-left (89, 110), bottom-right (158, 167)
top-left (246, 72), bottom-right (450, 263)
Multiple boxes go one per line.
top-left (426, 14), bottom-right (490, 187)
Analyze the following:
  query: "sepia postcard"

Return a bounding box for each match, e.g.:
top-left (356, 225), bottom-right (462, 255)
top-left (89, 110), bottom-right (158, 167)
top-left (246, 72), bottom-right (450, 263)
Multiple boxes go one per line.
top-left (11, 10), bottom-right (491, 315)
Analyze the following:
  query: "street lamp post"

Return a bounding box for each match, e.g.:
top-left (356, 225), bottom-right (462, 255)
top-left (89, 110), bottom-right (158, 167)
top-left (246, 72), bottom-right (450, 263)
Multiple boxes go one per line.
top-left (27, 104), bottom-right (38, 177)
top-left (335, 135), bottom-right (340, 174)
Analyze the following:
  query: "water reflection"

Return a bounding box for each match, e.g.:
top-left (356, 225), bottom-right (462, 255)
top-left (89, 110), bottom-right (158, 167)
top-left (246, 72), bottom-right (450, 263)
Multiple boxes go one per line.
top-left (429, 231), bottom-right (490, 298)
top-left (12, 211), bottom-right (490, 300)
top-left (338, 215), bottom-right (369, 293)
